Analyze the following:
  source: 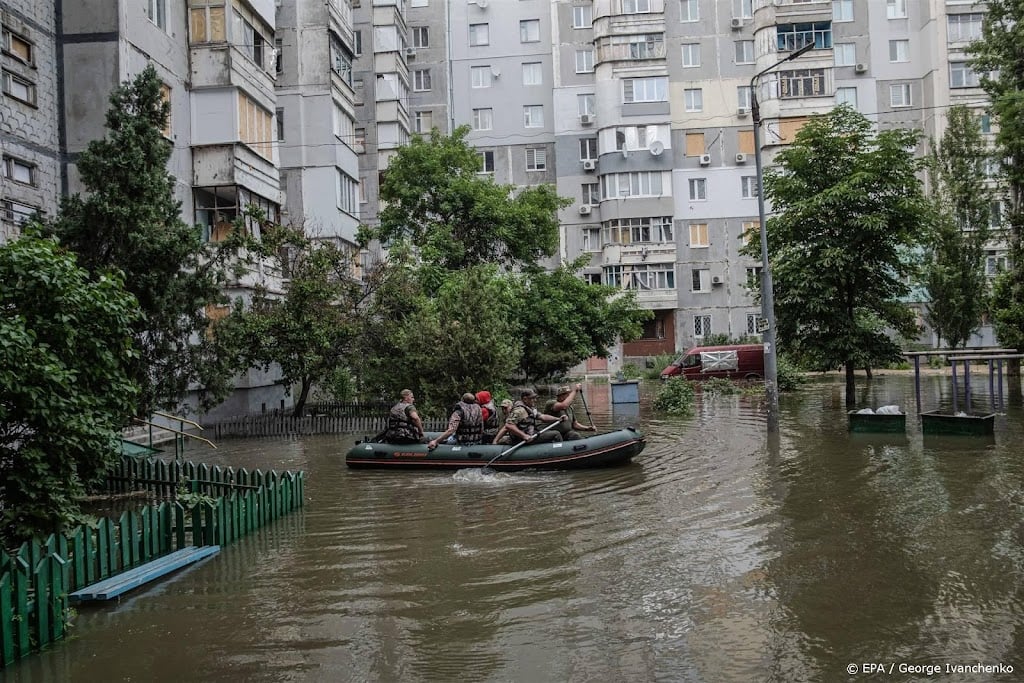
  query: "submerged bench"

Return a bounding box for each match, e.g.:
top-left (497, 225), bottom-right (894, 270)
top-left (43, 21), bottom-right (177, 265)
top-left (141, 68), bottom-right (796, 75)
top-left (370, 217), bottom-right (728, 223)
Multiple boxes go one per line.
top-left (69, 545), bottom-right (221, 602)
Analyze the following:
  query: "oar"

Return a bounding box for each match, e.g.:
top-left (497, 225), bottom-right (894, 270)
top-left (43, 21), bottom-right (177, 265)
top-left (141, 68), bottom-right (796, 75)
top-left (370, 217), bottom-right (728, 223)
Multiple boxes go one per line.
top-left (484, 420), bottom-right (562, 469)
top-left (579, 388), bottom-right (596, 429)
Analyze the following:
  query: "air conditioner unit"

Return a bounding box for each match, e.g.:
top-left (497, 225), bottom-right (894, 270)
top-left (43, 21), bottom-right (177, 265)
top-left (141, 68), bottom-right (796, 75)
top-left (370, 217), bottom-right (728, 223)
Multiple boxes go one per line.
top-left (578, 205), bottom-right (592, 215)
top-left (737, 107), bottom-right (749, 118)
top-left (353, 143), bottom-right (365, 153)
top-left (582, 159), bottom-right (597, 171)
top-left (730, 17), bottom-right (744, 29)
top-left (712, 275), bottom-right (723, 285)
top-left (735, 153), bottom-right (747, 164)
top-left (699, 153), bottom-right (712, 166)
top-left (855, 63), bottom-right (867, 74)
top-left (406, 47), bottom-right (417, 58)
top-left (580, 113), bottom-right (594, 125)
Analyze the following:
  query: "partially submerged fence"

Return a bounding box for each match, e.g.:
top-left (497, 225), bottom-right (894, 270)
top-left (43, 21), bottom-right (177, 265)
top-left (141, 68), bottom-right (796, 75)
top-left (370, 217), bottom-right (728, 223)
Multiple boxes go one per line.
top-left (210, 403), bottom-right (447, 439)
top-left (1, 457), bottom-right (304, 669)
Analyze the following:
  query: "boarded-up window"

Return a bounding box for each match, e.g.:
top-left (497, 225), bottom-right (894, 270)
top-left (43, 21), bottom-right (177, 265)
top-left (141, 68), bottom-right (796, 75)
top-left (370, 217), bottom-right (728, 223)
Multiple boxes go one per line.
top-left (778, 117), bottom-right (809, 144)
top-left (159, 83), bottom-right (172, 138)
top-left (685, 132), bottom-right (705, 157)
top-left (738, 130), bottom-right (755, 155)
top-left (238, 92), bottom-right (272, 160)
top-left (205, 304), bottom-right (230, 321)
top-left (190, 5), bottom-right (226, 43)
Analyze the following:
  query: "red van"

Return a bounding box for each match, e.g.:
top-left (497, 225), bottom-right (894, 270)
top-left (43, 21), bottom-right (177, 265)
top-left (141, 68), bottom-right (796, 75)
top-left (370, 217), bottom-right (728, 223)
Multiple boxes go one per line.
top-left (660, 344), bottom-right (765, 380)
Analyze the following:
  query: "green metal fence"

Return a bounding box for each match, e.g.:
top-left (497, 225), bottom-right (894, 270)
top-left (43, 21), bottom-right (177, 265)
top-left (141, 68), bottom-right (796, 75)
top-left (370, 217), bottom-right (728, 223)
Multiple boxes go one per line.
top-left (0, 457), bottom-right (305, 669)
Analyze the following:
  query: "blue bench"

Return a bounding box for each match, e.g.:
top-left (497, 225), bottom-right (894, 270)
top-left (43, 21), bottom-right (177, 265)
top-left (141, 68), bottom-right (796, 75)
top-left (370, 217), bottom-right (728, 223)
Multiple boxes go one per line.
top-left (69, 545), bottom-right (221, 602)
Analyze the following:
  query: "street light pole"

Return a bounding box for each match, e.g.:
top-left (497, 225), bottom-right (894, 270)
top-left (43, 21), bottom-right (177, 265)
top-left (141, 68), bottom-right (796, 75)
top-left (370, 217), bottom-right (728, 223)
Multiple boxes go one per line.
top-left (750, 41), bottom-right (814, 433)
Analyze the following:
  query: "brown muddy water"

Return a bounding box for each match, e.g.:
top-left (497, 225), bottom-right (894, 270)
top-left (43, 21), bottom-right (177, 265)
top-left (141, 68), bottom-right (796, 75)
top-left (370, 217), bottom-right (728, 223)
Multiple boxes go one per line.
top-left (3, 375), bottom-right (1023, 682)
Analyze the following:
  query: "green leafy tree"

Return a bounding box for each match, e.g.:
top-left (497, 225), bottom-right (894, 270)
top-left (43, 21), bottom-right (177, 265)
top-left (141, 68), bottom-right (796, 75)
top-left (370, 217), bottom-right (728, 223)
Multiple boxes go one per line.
top-left (1, 235), bottom-right (139, 545)
top-left (516, 257), bottom-right (651, 380)
top-left (970, 4), bottom-right (1024, 389)
top-left (748, 105), bottom-right (930, 406)
top-left (45, 65), bottom-right (244, 417)
top-left (222, 233), bottom-right (372, 417)
top-left (922, 105), bottom-right (992, 348)
top-left (361, 126), bottom-right (570, 280)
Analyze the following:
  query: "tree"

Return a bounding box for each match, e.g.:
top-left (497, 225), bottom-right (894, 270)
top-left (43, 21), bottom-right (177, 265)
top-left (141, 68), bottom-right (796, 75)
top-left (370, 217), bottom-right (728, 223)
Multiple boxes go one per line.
top-left (969, 3), bottom-right (1024, 389)
top-left (1, 235), bottom-right (139, 545)
top-left (922, 105), bottom-right (992, 348)
top-left (45, 65), bottom-right (244, 417)
top-left (750, 106), bottom-right (930, 406)
top-left (221, 232), bottom-right (374, 417)
top-left (361, 126), bottom-right (570, 279)
top-left (516, 258), bottom-right (651, 380)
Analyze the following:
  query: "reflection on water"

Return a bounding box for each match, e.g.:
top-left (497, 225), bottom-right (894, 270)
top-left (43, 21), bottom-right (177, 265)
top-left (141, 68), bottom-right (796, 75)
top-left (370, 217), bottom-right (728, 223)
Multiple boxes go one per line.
top-left (5, 375), bottom-right (1023, 682)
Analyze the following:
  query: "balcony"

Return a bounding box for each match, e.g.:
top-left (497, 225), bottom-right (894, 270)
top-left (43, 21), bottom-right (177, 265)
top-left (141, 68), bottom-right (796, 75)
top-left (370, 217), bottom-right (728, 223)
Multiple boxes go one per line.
top-left (192, 143), bottom-right (280, 204)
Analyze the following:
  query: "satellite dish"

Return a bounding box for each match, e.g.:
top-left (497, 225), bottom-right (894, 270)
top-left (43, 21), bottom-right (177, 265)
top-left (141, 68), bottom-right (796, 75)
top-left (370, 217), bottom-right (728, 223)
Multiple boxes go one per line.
top-left (649, 140), bottom-right (665, 156)
top-left (477, 0), bottom-right (489, 7)
top-left (491, 66), bottom-right (501, 78)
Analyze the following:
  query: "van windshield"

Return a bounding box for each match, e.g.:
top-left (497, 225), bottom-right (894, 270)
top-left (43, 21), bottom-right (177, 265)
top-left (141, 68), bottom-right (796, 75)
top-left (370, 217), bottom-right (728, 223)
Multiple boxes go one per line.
top-left (681, 353), bottom-right (702, 368)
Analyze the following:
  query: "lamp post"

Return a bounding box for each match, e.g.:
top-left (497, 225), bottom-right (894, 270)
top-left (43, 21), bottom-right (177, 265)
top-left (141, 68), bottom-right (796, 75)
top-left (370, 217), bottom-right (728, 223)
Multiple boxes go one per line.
top-left (750, 41), bottom-right (814, 433)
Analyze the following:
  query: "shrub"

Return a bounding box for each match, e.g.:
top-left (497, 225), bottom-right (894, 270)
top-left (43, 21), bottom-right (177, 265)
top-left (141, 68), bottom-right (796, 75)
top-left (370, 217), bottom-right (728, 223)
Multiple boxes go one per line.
top-left (621, 363), bottom-right (642, 379)
top-left (776, 354), bottom-right (806, 392)
top-left (653, 378), bottom-right (696, 415)
top-left (641, 353), bottom-right (678, 380)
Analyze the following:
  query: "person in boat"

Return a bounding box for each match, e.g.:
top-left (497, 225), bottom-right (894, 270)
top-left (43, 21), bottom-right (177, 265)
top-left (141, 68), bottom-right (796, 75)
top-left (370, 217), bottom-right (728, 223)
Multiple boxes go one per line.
top-left (503, 389), bottom-right (564, 446)
top-left (492, 399), bottom-right (515, 444)
top-left (544, 383), bottom-right (596, 441)
top-left (383, 389), bottom-right (426, 444)
top-left (476, 390), bottom-right (501, 444)
top-left (427, 392), bottom-right (484, 449)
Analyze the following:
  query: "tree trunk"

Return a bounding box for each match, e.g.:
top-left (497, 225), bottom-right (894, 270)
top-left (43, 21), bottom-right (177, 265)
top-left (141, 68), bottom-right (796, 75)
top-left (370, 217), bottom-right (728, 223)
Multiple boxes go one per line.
top-left (292, 377), bottom-right (313, 417)
top-left (864, 366), bottom-right (873, 379)
top-left (845, 362), bottom-right (856, 408)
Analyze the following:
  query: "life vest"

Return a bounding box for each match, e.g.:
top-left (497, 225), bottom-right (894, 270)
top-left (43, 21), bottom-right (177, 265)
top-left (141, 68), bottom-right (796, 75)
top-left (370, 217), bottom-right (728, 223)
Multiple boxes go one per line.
top-left (385, 401), bottom-right (421, 441)
top-left (512, 400), bottom-right (539, 436)
top-left (454, 401), bottom-right (484, 444)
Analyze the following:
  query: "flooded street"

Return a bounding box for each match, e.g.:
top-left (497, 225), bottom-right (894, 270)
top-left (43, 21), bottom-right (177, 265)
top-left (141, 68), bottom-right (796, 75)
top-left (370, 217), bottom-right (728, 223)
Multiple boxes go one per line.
top-left (4, 374), bottom-right (1023, 682)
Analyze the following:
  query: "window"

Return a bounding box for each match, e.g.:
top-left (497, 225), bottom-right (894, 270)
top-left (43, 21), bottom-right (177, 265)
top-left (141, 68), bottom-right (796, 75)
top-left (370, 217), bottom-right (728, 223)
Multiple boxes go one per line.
top-left (330, 33), bottom-right (354, 86)
top-left (741, 221), bottom-right (759, 246)
top-left (582, 228), bottom-right (601, 252)
top-left (779, 68), bottom-right (827, 98)
top-left (2, 28), bottom-right (34, 65)
top-left (689, 223), bottom-right (709, 247)
top-left (836, 87), bottom-right (858, 108)
top-left (238, 92), bottom-right (273, 159)
top-left (334, 103), bottom-right (355, 141)
top-left (1, 199), bottom-right (39, 226)
top-left (886, 0), bottom-right (907, 19)
top-left (275, 38), bottom-right (283, 72)
top-left (415, 110), bottom-right (433, 133)
top-left (524, 105), bottom-right (544, 128)
top-left (747, 314), bottom-right (761, 336)
top-left (573, 5), bottom-right (593, 28)
top-left (777, 22), bottom-right (832, 52)
top-left (576, 49), bottom-right (595, 73)
top-left (746, 266), bottom-right (764, 289)
top-left (412, 69), bottom-right (431, 91)
top-left (578, 93), bottom-right (595, 116)
top-left (833, 0), bottom-right (853, 22)
top-left (604, 265), bottom-right (674, 290)
top-left (624, 0), bottom-right (652, 14)
top-left (980, 113), bottom-right (992, 134)
top-left (948, 14), bottom-right (983, 42)
top-left (146, 0), bottom-right (168, 30)
top-left (737, 85), bottom-right (752, 110)
top-left (889, 39), bottom-right (909, 63)
top-left (680, 0), bottom-right (699, 22)
top-left (520, 19), bottom-right (540, 43)
top-left (890, 83), bottom-right (911, 107)
top-left (526, 148), bottom-right (547, 171)
top-left (684, 88), bottom-right (703, 112)
top-left (623, 76), bottom-right (667, 103)
top-left (337, 169), bottom-right (357, 214)
top-left (411, 0), bottom-right (428, 6)
top-left (950, 62), bottom-right (980, 88)
top-left (473, 108), bottom-right (493, 130)
top-left (582, 182), bottom-right (600, 205)
top-left (694, 315), bottom-right (712, 337)
top-left (522, 62), bottom-right (543, 86)
top-left (735, 40), bottom-right (754, 64)
top-left (190, 4), bottom-right (227, 43)
top-left (990, 202), bottom-right (1003, 229)
top-left (741, 176), bottom-right (758, 199)
top-left (691, 270), bottom-right (710, 292)
top-left (681, 44), bottom-right (701, 68)
top-left (2, 70), bottom-right (35, 105)
top-left (603, 217), bottom-right (673, 244)
top-left (734, 0), bottom-right (752, 19)
top-left (412, 26), bottom-right (429, 48)
top-left (834, 43), bottom-right (856, 66)
top-left (235, 10), bottom-right (271, 70)
top-left (469, 23), bottom-right (489, 46)
top-left (478, 150), bottom-right (494, 173)
top-left (738, 130), bottom-right (755, 155)
top-left (580, 138), bottom-right (598, 160)
top-left (689, 178), bottom-right (707, 201)
top-left (986, 251), bottom-right (1008, 276)
top-left (2, 155), bottom-right (35, 185)
top-left (159, 83), bottom-right (173, 138)
top-left (471, 66), bottom-right (491, 88)
top-left (601, 172), bottom-right (664, 199)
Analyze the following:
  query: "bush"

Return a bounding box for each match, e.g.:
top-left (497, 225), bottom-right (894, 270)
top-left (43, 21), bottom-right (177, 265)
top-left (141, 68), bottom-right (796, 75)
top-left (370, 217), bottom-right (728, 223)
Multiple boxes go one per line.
top-left (641, 353), bottom-right (678, 380)
top-left (653, 378), bottom-right (696, 415)
top-left (776, 354), bottom-right (806, 392)
top-left (621, 363), bottom-right (642, 379)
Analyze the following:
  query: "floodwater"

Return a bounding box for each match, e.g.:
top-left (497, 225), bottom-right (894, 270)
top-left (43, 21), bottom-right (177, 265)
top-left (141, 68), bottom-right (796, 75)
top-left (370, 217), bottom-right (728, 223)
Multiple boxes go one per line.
top-left (4, 374), bottom-right (1024, 682)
